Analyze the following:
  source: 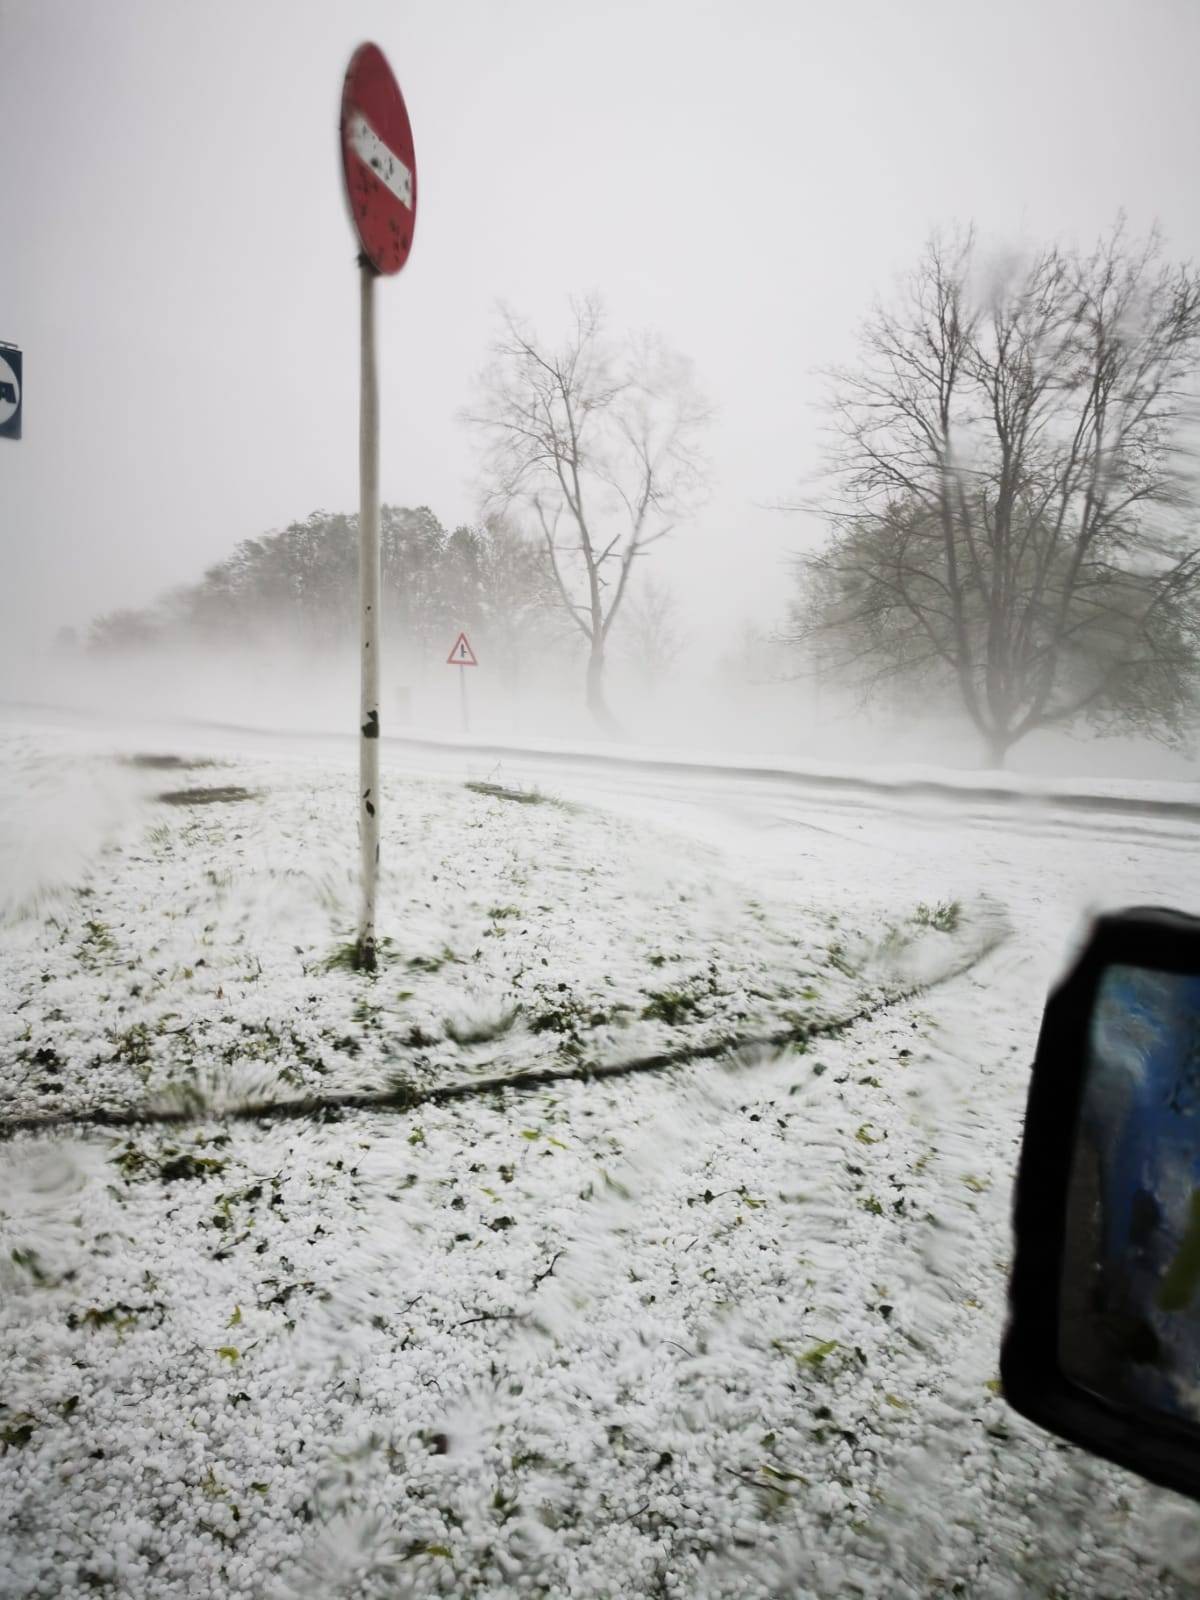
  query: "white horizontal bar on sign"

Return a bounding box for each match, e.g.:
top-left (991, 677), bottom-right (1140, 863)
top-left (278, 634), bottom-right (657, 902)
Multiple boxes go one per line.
top-left (348, 113), bottom-right (413, 209)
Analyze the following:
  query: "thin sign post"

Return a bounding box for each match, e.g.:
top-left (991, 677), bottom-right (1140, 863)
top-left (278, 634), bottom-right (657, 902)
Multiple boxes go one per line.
top-left (357, 264), bottom-right (381, 961)
top-left (339, 43), bottom-right (417, 971)
top-left (447, 632), bottom-right (478, 734)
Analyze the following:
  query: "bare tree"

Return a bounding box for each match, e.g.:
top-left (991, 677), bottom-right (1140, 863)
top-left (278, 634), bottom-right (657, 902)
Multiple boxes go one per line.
top-left (466, 296), bottom-right (709, 728)
top-left (785, 225), bottom-right (1200, 765)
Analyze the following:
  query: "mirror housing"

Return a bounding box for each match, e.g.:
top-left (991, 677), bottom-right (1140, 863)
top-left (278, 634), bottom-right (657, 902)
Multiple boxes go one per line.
top-left (1003, 907), bottom-right (1200, 1501)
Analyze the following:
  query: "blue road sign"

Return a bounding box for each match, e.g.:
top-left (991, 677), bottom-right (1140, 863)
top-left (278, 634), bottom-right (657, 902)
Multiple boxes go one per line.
top-left (0, 343), bottom-right (22, 441)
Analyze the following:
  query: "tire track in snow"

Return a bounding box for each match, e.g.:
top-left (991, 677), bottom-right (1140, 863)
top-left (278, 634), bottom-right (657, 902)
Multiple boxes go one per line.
top-left (0, 926), bottom-right (1010, 1144)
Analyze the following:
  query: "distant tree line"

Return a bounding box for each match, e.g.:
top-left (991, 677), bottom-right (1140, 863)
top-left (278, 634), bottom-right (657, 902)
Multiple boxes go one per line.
top-left (84, 300), bottom-right (708, 724)
top-left (86, 507), bottom-right (577, 688)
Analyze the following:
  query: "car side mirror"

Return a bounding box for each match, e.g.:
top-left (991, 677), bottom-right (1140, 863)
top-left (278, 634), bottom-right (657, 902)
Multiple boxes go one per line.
top-left (1002, 907), bottom-right (1200, 1500)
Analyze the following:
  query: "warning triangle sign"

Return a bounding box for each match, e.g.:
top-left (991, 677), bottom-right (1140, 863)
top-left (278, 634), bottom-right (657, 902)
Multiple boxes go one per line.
top-left (447, 631), bottom-right (478, 666)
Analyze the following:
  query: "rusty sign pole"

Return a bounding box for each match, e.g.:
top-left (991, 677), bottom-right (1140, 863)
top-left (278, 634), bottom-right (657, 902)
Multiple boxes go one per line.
top-left (358, 258), bottom-right (381, 970)
top-left (339, 43), bottom-right (417, 973)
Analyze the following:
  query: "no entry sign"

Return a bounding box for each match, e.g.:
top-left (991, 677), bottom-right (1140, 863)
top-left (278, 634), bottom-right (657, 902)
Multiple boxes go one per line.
top-left (340, 43), bottom-right (417, 275)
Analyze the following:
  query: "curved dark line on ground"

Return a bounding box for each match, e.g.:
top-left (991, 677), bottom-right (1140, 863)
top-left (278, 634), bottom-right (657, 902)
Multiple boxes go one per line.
top-left (0, 933), bottom-right (1008, 1143)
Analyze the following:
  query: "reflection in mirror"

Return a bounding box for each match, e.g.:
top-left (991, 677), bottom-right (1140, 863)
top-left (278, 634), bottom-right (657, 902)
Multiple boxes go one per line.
top-left (1061, 964), bottom-right (1200, 1425)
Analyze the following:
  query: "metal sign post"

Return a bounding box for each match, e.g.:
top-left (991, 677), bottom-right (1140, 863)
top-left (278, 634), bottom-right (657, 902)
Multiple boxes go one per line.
top-left (447, 632), bottom-right (478, 735)
top-left (358, 261), bottom-right (381, 964)
top-left (339, 42), bottom-right (417, 971)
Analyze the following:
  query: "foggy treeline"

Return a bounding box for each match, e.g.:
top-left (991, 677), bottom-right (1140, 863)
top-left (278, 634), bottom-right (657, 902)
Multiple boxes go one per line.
top-left (76, 506), bottom-right (697, 707)
top-left (84, 508), bottom-right (571, 690)
top-left (78, 295), bottom-right (712, 727)
top-left (65, 224), bottom-right (1200, 771)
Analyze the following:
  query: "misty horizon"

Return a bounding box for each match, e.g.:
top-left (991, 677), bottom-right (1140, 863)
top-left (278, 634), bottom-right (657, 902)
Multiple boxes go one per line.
top-left (7, 1), bottom-right (1200, 718)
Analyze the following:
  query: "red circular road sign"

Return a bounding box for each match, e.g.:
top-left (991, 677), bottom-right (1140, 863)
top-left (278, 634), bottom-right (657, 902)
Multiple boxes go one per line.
top-left (340, 43), bottom-right (417, 276)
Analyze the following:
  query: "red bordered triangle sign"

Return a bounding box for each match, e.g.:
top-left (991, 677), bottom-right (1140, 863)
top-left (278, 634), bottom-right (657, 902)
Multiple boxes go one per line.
top-left (447, 631), bottom-right (478, 667)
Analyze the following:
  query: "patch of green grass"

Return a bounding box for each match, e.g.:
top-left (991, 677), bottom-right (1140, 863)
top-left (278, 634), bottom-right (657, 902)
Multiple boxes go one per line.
top-left (825, 938), bottom-right (858, 977)
top-left (217, 1022), bottom-right (283, 1066)
top-left (325, 941), bottom-right (364, 973)
top-left (406, 945), bottom-right (454, 975)
top-left (384, 1071), bottom-right (422, 1107)
top-left (80, 920), bottom-right (117, 961)
top-left (641, 987), bottom-right (704, 1026)
top-left (111, 1022), bottom-right (154, 1069)
top-left (913, 900), bottom-right (962, 934)
top-left (325, 935), bottom-right (397, 974)
top-left (1, 1418), bottom-right (36, 1452)
top-left (123, 754), bottom-right (219, 772)
top-left (529, 992), bottom-right (592, 1034)
top-left (112, 1144), bottom-right (150, 1180)
top-left (66, 1304), bottom-right (143, 1334)
top-left (22, 1042), bottom-right (63, 1075)
top-left (466, 781), bottom-right (562, 808)
top-left (159, 1153), bottom-right (226, 1183)
top-left (156, 786), bottom-right (256, 807)
top-left (525, 991), bottom-right (612, 1058)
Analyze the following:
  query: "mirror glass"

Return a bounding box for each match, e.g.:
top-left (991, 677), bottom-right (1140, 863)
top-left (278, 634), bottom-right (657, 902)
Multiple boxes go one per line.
top-left (1060, 964), bottom-right (1200, 1425)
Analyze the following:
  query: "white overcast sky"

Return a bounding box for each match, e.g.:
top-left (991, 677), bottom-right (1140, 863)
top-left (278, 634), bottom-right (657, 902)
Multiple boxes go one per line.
top-left (3, 0), bottom-right (1200, 662)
